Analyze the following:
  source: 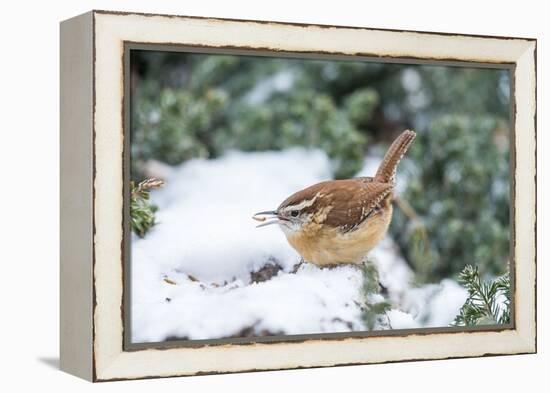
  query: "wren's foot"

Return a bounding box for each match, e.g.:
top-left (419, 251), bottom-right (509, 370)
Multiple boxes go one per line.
top-left (318, 262), bottom-right (363, 270)
top-left (291, 258), bottom-right (305, 274)
top-left (318, 263), bottom-right (340, 270)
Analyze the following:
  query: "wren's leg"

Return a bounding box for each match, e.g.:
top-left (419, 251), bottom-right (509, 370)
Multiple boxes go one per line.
top-left (319, 263), bottom-right (339, 270)
top-left (291, 258), bottom-right (305, 274)
top-left (317, 260), bottom-right (365, 270)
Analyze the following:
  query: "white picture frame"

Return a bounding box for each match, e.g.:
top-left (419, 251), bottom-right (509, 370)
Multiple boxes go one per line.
top-left (60, 10), bottom-right (536, 381)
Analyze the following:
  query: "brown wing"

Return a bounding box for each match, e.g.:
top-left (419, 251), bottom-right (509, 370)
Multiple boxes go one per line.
top-left (279, 177), bottom-right (374, 212)
top-left (320, 180), bottom-right (393, 233)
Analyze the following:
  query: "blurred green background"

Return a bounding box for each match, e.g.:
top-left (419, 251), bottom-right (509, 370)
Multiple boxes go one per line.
top-left (130, 50), bottom-right (511, 283)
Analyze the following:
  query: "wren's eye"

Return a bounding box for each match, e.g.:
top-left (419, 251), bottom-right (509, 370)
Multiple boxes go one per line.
top-left (290, 210), bottom-right (299, 217)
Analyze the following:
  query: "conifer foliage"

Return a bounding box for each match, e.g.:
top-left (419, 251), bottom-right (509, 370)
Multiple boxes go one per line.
top-left (362, 261), bottom-right (392, 330)
top-left (453, 265), bottom-right (511, 326)
top-left (130, 178), bottom-right (164, 237)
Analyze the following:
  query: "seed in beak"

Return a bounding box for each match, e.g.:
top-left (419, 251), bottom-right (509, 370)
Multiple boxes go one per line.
top-left (252, 210), bottom-right (277, 222)
top-left (253, 210), bottom-right (283, 228)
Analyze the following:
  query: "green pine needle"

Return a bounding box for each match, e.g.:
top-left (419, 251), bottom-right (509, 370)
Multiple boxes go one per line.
top-left (361, 260), bottom-right (392, 330)
top-left (453, 265), bottom-right (510, 326)
top-left (130, 178), bottom-right (164, 238)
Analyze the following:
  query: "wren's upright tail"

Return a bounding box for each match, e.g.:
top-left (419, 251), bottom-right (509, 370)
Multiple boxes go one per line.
top-left (374, 130), bottom-right (416, 184)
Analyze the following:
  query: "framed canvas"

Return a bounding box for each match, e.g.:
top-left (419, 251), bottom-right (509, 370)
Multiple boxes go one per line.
top-left (60, 10), bottom-right (537, 382)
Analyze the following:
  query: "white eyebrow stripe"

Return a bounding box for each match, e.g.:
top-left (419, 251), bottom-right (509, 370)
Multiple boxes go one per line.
top-left (282, 192), bottom-right (320, 212)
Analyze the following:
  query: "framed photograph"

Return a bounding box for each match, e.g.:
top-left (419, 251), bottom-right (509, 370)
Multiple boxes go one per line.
top-left (60, 10), bottom-right (537, 381)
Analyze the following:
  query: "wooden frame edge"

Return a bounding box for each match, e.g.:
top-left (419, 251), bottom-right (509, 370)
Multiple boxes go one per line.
top-left (59, 11), bottom-right (95, 381)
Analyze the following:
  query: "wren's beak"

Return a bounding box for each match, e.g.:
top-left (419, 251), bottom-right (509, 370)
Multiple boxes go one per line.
top-left (252, 210), bottom-right (287, 228)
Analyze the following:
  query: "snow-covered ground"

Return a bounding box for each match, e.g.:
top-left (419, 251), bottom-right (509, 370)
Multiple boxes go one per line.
top-left (131, 148), bottom-right (466, 343)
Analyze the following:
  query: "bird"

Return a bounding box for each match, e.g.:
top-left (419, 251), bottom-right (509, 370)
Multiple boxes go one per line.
top-left (253, 129), bottom-right (416, 267)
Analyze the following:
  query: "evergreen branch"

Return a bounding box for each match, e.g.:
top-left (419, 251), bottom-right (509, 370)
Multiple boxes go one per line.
top-left (130, 178), bottom-right (164, 238)
top-left (453, 265), bottom-right (510, 326)
top-left (361, 260), bottom-right (392, 330)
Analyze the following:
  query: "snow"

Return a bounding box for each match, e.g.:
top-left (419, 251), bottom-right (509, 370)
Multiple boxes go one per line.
top-left (398, 279), bottom-right (467, 327)
top-left (131, 148), bottom-right (467, 343)
top-left (387, 310), bottom-right (419, 329)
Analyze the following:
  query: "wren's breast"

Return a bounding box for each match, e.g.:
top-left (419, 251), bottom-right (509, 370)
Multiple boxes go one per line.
top-left (285, 205), bottom-right (393, 266)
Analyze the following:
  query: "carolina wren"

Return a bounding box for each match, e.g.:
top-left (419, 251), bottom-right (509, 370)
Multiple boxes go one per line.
top-left (253, 130), bottom-right (416, 266)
